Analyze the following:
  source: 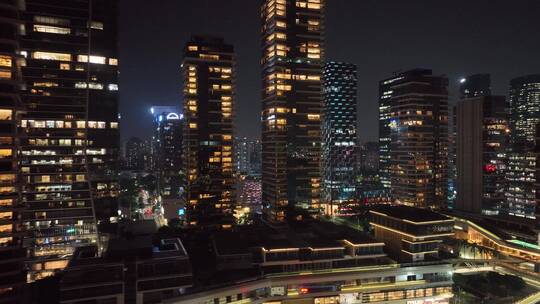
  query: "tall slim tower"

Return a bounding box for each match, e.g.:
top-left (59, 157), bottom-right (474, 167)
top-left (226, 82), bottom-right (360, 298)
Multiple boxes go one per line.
top-left (151, 106), bottom-right (183, 200)
top-left (505, 74), bottom-right (540, 219)
top-left (378, 75), bottom-right (398, 189)
top-left (386, 69), bottom-right (449, 208)
top-left (261, 0), bottom-right (325, 222)
top-left (0, 1), bottom-right (26, 301)
top-left (182, 36), bottom-right (235, 227)
top-left (322, 62), bottom-right (357, 215)
top-left (16, 0), bottom-right (119, 281)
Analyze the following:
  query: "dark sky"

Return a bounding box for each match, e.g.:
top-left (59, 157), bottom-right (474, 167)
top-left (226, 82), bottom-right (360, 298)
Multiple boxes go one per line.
top-left (119, 0), bottom-right (540, 144)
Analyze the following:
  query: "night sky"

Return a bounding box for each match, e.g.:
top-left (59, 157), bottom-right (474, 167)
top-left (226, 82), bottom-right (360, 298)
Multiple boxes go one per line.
top-left (119, 0), bottom-right (540, 145)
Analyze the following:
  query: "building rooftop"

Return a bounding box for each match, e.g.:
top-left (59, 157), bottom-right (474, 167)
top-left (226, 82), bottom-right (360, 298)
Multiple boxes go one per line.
top-left (213, 218), bottom-right (381, 256)
top-left (371, 205), bottom-right (451, 223)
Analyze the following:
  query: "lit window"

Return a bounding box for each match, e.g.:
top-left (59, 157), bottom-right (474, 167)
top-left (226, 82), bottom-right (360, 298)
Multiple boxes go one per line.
top-left (110, 122), bottom-right (118, 129)
top-left (108, 84), bottom-right (118, 91)
top-left (88, 83), bottom-right (103, 90)
top-left (307, 114), bottom-right (320, 120)
top-left (60, 63), bottom-right (70, 70)
top-left (108, 58), bottom-right (118, 66)
top-left (188, 45), bottom-right (198, 51)
top-left (34, 15), bottom-right (69, 26)
top-left (0, 149), bottom-right (12, 158)
top-left (33, 25), bottom-right (70, 35)
top-left (74, 82), bottom-right (87, 89)
top-left (189, 123), bottom-right (197, 129)
top-left (0, 110), bottom-right (11, 120)
top-left (199, 54), bottom-right (219, 61)
top-left (89, 21), bottom-right (104, 30)
top-left (0, 56), bottom-right (12, 67)
top-left (33, 82), bottom-right (58, 87)
top-left (32, 51), bottom-right (71, 61)
top-left (77, 55), bottom-right (106, 64)
top-left (0, 70), bottom-right (11, 79)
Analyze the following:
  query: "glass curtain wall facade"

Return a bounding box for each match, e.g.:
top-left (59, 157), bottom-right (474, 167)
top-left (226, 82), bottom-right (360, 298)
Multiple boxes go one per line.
top-left (182, 36), bottom-right (236, 227)
top-left (261, 0), bottom-right (325, 222)
top-left (151, 107), bottom-right (183, 199)
top-left (387, 69), bottom-right (449, 208)
top-left (505, 74), bottom-right (540, 219)
top-left (17, 0), bottom-right (119, 281)
top-left (322, 62), bottom-right (357, 215)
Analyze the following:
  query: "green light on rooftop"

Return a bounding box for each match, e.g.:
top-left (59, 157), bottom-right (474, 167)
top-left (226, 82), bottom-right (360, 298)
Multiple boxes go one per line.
top-left (507, 239), bottom-right (540, 250)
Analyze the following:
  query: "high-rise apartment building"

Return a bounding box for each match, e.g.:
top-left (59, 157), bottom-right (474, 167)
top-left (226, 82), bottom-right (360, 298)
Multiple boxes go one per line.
top-left (261, 0), bottom-right (325, 222)
top-left (0, 1), bottom-right (26, 301)
top-left (182, 36), bottom-right (235, 226)
top-left (0, 0), bottom-right (120, 282)
top-left (9, 0), bottom-right (119, 281)
top-left (151, 106), bottom-right (183, 199)
top-left (386, 69), bottom-right (449, 208)
top-left (456, 95), bottom-right (508, 214)
top-left (125, 137), bottom-right (145, 170)
top-left (322, 62), bottom-right (357, 214)
top-left (506, 74), bottom-right (540, 219)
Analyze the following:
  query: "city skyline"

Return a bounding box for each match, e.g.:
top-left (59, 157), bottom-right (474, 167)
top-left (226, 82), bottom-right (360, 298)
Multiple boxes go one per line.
top-left (2, 1), bottom-right (540, 303)
top-left (119, 0), bottom-right (540, 143)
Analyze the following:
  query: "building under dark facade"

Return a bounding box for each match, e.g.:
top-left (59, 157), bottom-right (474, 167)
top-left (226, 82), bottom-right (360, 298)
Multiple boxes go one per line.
top-left (506, 74), bottom-right (540, 219)
top-left (386, 69), bottom-right (449, 208)
top-left (359, 141), bottom-right (379, 174)
top-left (459, 73), bottom-right (491, 99)
top-left (182, 36), bottom-right (235, 227)
top-left (59, 222), bottom-right (192, 304)
top-left (125, 137), bottom-right (145, 171)
top-left (261, 0), bottom-right (325, 222)
top-left (456, 95), bottom-right (508, 215)
top-left (449, 73), bottom-right (493, 209)
top-left (2, 0), bottom-right (120, 281)
top-left (151, 106), bottom-right (183, 200)
top-left (322, 61), bottom-right (358, 215)
top-left (234, 137), bottom-right (261, 175)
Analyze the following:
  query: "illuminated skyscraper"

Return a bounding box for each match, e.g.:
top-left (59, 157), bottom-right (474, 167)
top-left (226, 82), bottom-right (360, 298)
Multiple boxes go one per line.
top-left (505, 74), bottom-right (540, 219)
top-left (182, 36), bottom-right (235, 226)
top-left (386, 69), bottom-right (449, 208)
top-left (456, 95), bottom-right (508, 214)
top-left (14, 0), bottom-right (120, 281)
top-left (151, 106), bottom-right (183, 199)
top-left (322, 62), bottom-right (357, 214)
top-left (261, 0), bottom-right (325, 222)
top-left (0, 1), bottom-right (26, 301)
top-left (378, 75), bottom-right (397, 189)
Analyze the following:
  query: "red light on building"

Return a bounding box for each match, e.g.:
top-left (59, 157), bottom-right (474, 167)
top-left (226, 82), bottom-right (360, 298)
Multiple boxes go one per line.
top-left (484, 164), bottom-right (496, 173)
top-left (299, 287), bottom-right (309, 294)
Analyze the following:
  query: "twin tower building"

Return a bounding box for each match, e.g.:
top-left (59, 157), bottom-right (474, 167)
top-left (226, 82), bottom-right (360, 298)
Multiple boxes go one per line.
top-left (180, 0), bottom-right (356, 225)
